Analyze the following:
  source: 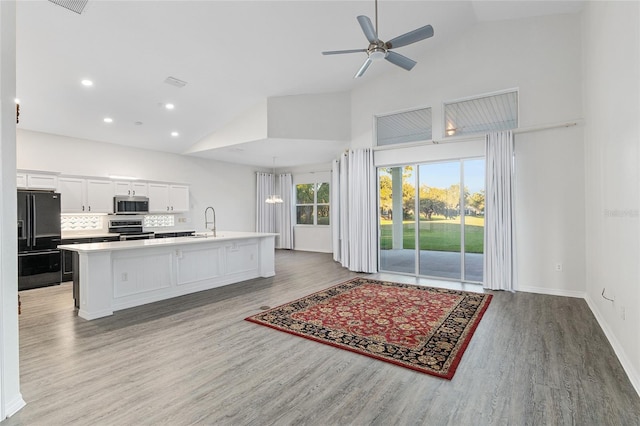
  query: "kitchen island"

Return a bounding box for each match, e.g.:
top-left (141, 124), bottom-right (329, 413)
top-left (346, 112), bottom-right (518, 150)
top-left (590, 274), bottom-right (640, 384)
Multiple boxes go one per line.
top-left (58, 232), bottom-right (277, 320)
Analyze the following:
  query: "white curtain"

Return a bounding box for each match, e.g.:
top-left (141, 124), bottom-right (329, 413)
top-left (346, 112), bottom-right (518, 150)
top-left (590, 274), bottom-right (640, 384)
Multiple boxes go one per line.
top-left (256, 172), bottom-right (275, 233)
top-left (332, 149), bottom-right (377, 273)
top-left (275, 173), bottom-right (293, 249)
top-left (331, 159), bottom-right (341, 262)
top-left (484, 131), bottom-right (516, 291)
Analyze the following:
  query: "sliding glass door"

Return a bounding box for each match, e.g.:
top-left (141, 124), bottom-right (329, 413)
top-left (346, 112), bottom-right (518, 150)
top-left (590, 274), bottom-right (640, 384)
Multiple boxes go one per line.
top-left (378, 159), bottom-right (485, 283)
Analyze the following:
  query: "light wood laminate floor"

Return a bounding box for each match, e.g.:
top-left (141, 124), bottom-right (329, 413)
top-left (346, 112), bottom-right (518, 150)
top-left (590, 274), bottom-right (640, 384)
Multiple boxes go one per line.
top-left (5, 251), bottom-right (640, 425)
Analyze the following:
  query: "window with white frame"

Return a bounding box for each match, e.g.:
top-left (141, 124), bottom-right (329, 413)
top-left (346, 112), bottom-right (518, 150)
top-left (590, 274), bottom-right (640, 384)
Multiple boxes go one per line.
top-left (296, 182), bottom-right (330, 225)
top-left (444, 89), bottom-right (518, 138)
top-left (376, 107), bottom-right (432, 147)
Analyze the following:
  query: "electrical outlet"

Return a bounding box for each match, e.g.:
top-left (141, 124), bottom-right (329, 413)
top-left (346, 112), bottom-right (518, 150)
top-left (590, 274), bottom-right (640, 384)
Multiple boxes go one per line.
top-left (555, 263), bottom-right (563, 272)
top-left (620, 306), bottom-right (626, 320)
top-left (122, 272), bottom-right (128, 282)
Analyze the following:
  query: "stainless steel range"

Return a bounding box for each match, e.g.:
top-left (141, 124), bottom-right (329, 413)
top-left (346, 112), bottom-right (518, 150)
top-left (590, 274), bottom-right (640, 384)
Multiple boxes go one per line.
top-left (108, 218), bottom-right (155, 241)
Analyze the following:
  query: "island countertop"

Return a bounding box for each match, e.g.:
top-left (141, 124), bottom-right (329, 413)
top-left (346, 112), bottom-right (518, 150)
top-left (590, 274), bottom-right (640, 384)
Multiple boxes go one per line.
top-left (58, 231), bottom-right (277, 253)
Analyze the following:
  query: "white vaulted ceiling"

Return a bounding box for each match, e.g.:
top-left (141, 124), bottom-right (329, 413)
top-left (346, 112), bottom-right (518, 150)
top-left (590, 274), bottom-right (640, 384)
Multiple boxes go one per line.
top-left (16, 1), bottom-right (584, 168)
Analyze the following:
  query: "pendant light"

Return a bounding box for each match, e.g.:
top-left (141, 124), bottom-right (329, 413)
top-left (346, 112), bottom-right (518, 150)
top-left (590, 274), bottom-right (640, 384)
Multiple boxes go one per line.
top-left (265, 157), bottom-right (283, 204)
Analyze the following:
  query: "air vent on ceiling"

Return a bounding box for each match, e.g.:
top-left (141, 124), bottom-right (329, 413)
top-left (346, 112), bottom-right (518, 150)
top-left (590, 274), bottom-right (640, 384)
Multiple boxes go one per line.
top-left (164, 76), bottom-right (188, 88)
top-left (48, 0), bottom-right (88, 14)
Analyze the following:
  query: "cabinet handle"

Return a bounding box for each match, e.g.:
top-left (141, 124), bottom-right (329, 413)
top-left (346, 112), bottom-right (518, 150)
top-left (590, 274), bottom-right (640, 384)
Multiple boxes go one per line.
top-left (167, 206), bottom-right (170, 211)
top-left (88, 206), bottom-right (91, 212)
top-left (171, 206), bottom-right (174, 211)
top-left (128, 190), bottom-right (131, 195)
top-left (82, 205), bottom-right (85, 212)
top-left (132, 190), bottom-right (135, 195)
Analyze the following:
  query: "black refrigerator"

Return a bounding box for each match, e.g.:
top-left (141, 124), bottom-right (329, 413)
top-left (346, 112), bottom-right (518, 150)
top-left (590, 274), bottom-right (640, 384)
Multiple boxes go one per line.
top-left (18, 190), bottom-right (62, 291)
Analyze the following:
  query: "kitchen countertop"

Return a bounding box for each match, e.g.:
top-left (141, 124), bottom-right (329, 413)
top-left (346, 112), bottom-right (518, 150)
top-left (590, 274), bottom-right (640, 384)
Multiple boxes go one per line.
top-left (58, 231), bottom-right (278, 253)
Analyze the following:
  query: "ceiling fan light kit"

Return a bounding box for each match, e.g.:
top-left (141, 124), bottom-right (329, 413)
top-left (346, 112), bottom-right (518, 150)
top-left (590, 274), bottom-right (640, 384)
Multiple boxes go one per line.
top-left (322, 0), bottom-right (434, 78)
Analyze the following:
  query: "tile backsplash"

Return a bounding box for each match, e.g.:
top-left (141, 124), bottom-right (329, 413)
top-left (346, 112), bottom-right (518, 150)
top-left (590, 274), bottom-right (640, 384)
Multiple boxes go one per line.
top-left (61, 215), bottom-right (103, 231)
top-left (143, 215), bottom-right (175, 227)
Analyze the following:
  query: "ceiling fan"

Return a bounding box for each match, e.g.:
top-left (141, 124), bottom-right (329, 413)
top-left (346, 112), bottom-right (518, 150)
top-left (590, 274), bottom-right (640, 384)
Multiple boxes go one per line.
top-left (322, 0), bottom-right (434, 78)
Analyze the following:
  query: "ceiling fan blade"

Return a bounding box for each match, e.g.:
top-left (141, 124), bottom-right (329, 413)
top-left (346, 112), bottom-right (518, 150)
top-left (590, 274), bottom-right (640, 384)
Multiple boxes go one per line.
top-left (322, 49), bottom-right (368, 55)
top-left (357, 15), bottom-right (378, 43)
top-left (385, 24), bottom-right (434, 49)
top-left (354, 57), bottom-right (373, 78)
top-left (385, 51), bottom-right (417, 71)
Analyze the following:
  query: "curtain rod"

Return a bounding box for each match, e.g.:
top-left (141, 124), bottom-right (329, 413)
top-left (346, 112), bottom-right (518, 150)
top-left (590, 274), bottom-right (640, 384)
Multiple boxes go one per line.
top-left (373, 119), bottom-right (582, 151)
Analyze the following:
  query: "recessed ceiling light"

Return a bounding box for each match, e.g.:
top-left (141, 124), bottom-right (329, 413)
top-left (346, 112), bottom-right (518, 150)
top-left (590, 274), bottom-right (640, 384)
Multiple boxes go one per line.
top-left (171, 131), bottom-right (179, 137)
top-left (165, 103), bottom-right (175, 110)
top-left (103, 117), bottom-right (113, 123)
top-left (81, 79), bottom-right (93, 87)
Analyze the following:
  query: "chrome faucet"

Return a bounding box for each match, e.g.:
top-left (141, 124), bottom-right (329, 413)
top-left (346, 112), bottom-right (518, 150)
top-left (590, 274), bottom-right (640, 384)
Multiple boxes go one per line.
top-left (204, 206), bottom-right (216, 237)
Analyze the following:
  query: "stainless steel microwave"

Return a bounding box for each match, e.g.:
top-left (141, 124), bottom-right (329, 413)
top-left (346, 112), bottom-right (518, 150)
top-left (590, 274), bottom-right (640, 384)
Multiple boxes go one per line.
top-left (113, 196), bottom-right (149, 214)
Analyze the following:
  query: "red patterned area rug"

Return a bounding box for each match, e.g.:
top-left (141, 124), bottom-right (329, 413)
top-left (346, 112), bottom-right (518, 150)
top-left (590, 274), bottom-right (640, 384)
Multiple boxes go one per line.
top-left (245, 277), bottom-right (492, 380)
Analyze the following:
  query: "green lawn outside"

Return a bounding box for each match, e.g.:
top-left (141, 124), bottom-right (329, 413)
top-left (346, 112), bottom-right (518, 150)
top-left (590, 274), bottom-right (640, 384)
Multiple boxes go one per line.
top-left (380, 216), bottom-right (484, 253)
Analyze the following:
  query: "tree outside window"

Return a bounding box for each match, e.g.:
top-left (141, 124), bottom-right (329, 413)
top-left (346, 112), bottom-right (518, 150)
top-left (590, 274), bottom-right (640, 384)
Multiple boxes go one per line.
top-left (296, 182), bottom-right (330, 225)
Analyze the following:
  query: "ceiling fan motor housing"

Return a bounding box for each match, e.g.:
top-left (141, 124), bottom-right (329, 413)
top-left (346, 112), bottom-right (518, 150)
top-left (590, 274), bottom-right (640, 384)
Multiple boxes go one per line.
top-left (368, 42), bottom-right (388, 60)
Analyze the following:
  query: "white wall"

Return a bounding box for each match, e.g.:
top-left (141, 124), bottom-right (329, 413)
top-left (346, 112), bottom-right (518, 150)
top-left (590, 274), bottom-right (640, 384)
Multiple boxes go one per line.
top-left (582, 1), bottom-right (640, 393)
top-left (267, 92), bottom-right (350, 141)
top-left (17, 129), bottom-right (260, 233)
top-left (353, 13), bottom-right (586, 296)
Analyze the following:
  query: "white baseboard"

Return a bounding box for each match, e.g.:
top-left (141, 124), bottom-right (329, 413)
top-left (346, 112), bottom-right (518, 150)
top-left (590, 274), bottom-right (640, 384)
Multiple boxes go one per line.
top-left (516, 285), bottom-right (586, 299)
top-left (4, 394), bottom-right (26, 418)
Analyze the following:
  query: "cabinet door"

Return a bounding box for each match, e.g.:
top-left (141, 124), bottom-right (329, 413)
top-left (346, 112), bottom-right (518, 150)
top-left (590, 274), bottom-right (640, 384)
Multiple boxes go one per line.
top-left (27, 173), bottom-right (58, 190)
top-left (147, 183), bottom-right (170, 212)
top-left (58, 177), bottom-right (86, 213)
top-left (113, 181), bottom-right (132, 196)
top-left (86, 180), bottom-right (114, 213)
top-left (16, 173), bottom-right (27, 189)
top-left (114, 181), bottom-right (148, 197)
top-left (131, 182), bottom-right (148, 197)
top-left (169, 185), bottom-right (190, 212)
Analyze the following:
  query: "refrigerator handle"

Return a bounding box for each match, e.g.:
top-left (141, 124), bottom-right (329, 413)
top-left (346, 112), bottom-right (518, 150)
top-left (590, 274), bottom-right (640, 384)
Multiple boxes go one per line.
top-left (17, 219), bottom-right (24, 239)
top-left (31, 194), bottom-right (37, 247)
top-left (25, 194), bottom-right (32, 249)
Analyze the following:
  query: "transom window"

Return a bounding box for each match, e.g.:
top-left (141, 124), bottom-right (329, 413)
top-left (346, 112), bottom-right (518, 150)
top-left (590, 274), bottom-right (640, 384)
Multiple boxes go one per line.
top-left (376, 107), bottom-right (432, 147)
top-left (444, 89), bottom-right (518, 138)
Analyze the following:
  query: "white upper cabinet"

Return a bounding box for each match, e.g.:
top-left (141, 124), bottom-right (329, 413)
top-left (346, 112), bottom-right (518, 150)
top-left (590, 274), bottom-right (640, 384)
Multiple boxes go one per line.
top-left (58, 177), bottom-right (114, 213)
top-left (17, 172), bottom-right (58, 190)
top-left (86, 180), bottom-right (115, 213)
top-left (16, 173), bottom-right (27, 189)
top-left (114, 181), bottom-right (148, 197)
top-left (148, 183), bottom-right (189, 213)
top-left (169, 185), bottom-right (190, 212)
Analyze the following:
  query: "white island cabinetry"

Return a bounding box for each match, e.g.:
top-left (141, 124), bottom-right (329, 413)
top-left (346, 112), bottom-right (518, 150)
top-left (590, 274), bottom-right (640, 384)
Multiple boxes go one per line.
top-left (58, 232), bottom-right (276, 320)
